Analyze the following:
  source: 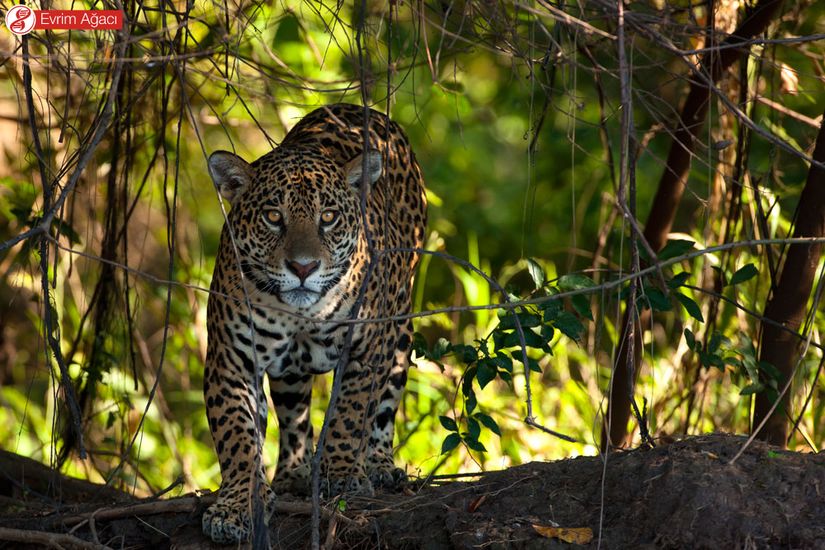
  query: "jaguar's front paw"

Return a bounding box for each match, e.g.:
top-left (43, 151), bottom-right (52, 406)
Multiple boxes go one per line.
top-left (325, 474), bottom-right (375, 497)
top-left (202, 485), bottom-right (275, 544)
top-left (368, 465), bottom-right (408, 490)
top-left (272, 464), bottom-right (311, 496)
top-left (202, 499), bottom-right (251, 544)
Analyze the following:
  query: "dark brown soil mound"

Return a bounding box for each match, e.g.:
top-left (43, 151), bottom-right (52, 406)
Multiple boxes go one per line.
top-left (1, 433), bottom-right (823, 549)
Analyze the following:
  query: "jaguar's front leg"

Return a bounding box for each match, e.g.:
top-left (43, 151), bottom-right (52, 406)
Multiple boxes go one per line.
top-left (202, 345), bottom-right (274, 544)
top-left (270, 372), bottom-right (314, 495)
top-left (319, 359), bottom-right (381, 496)
top-left (365, 335), bottom-right (411, 490)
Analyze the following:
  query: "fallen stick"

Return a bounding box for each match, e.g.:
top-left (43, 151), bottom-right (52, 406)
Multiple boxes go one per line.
top-left (0, 526), bottom-right (110, 550)
top-left (57, 492), bottom-right (352, 527)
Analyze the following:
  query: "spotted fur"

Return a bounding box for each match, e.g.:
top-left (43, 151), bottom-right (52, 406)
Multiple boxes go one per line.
top-left (201, 104), bottom-right (426, 543)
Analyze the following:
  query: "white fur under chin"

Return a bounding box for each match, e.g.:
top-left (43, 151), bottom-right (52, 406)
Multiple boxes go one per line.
top-left (280, 288), bottom-right (322, 308)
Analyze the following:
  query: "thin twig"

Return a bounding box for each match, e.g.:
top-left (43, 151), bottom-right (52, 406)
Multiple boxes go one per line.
top-left (532, 0), bottom-right (617, 40)
top-left (730, 259), bottom-right (825, 464)
top-left (22, 30), bottom-right (86, 459)
top-left (311, 20), bottom-right (377, 548)
top-left (755, 95), bottom-right (823, 128)
top-left (681, 284), bottom-right (825, 353)
top-left (321, 510), bottom-right (339, 550)
top-left (56, 493), bottom-right (343, 526)
top-left (0, 526), bottom-right (110, 550)
top-left (48, 235), bottom-right (825, 325)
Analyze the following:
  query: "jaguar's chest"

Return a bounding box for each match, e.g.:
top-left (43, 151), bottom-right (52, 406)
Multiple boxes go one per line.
top-left (243, 312), bottom-right (348, 378)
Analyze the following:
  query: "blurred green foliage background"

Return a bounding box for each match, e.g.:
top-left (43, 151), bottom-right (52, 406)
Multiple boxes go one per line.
top-left (0, 0), bottom-right (824, 496)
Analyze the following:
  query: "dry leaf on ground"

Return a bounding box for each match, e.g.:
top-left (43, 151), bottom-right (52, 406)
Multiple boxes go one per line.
top-left (532, 524), bottom-right (594, 544)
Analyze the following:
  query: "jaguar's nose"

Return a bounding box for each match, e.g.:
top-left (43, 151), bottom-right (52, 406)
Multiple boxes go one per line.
top-left (285, 259), bottom-right (320, 282)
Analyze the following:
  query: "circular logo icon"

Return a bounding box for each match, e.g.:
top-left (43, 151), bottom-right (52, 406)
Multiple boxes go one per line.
top-left (6, 5), bottom-right (36, 36)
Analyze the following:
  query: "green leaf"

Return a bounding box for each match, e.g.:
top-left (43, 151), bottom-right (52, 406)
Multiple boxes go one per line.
top-left (742, 355), bottom-right (758, 380)
top-left (467, 417), bottom-right (481, 440)
top-left (451, 344), bottom-right (478, 364)
top-left (441, 433), bottom-right (461, 454)
top-left (676, 293), bottom-right (704, 322)
top-left (558, 274), bottom-right (596, 290)
top-left (439, 415), bottom-right (458, 432)
top-left (492, 329), bottom-right (504, 350)
top-left (723, 356), bottom-right (742, 368)
top-left (757, 361), bottom-right (782, 381)
top-left (740, 337), bottom-right (757, 360)
top-left (658, 239), bottom-right (695, 261)
top-left (498, 311), bottom-right (541, 330)
top-left (437, 80), bottom-right (466, 94)
top-left (477, 359), bottom-right (498, 389)
top-left (684, 328), bottom-right (696, 350)
top-left (466, 390), bottom-right (477, 414)
top-left (337, 499), bottom-right (347, 512)
top-left (432, 338), bottom-right (451, 360)
top-left (739, 383), bottom-right (764, 396)
top-left (464, 437), bottom-right (487, 453)
top-left (411, 332), bottom-right (429, 358)
top-left (540, 299), bottom-right (562, 321)
top-left (571, 294), bottom-right (593, 320)
top-left (708, 332), bottom-right (726, 354)
top-left (462, 367), bottom-right (477, 396)
top-left (274, 13), bottom-right (301, 42)
top-left (495, 328), bottom-right (545, 349)
top-left (496, 310), bottom-right (511, 326)
top-left (554, 311), bottom-right (584, 341)
top-left (477, 340), bottom-right (490, 357)
top-left (523, 329), bottom-right (545, 348)
top-left (540, 324), bottom-right (555, 343)
top-left (667, 271), bottom-right (691, 289)
top-left (643, 288), bottom-right (672, 312)
top-left (514, 353), bottom-right (542, 372)
top-left (475, 412), bottom-right (501, 436)
top-left (526, 258), bottom-right (546, 289)
top-left (518, 311), bottom-right (543, 328)
top-left (729, 264), bottom-right (758, 286)
top-left (494, 352), bottom-right (513, 372)
top-left (707, 354), bottom-right (725, 369)
top-left (495, 330), bottom-right (519, 348)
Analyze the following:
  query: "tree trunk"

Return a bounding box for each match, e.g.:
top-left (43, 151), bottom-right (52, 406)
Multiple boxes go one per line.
top-left (603, 0), bottom-right (785, 450)
top-left (754, 109), bottom-right (825, 446)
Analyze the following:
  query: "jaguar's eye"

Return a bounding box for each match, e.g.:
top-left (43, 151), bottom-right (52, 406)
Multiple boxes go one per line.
top-left (320, 210), bottom-right (338, 225)
top-left (263, 209), bottom-right (283, 225)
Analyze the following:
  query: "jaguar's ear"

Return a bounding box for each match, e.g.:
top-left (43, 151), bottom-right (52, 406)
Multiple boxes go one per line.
top-left (345, 150), bottom-right (383, 190)
top-left (208, 151), bottom-right (253, 205)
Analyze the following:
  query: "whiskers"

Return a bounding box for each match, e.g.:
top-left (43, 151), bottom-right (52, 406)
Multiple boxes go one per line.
top-left (221, 268), bottom-right (281, 301)
top-left (218, 257), bottom-right (344, 307)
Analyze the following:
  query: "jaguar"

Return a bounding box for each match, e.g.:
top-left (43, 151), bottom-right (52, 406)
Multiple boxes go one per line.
top-left (201, 104), bottom-right (426, 543)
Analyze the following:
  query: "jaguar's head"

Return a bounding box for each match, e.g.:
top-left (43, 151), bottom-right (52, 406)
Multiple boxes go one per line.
top-left (208, 146), bottom-right (381, 309)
